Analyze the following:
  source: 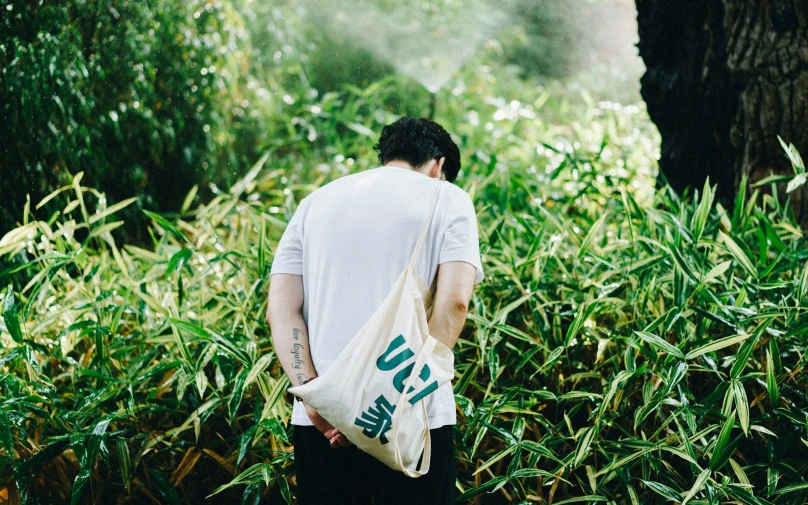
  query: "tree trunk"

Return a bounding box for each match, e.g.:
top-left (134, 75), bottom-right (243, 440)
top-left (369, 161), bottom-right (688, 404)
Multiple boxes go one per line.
top-left (636, 0), bottom-right (808, 222)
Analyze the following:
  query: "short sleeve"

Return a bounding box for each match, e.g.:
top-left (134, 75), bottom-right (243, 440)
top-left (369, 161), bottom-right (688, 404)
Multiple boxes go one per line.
top-left (439, 192), bottom-right (485, 285)
top-left (270, 199), bottom-right (307, 276)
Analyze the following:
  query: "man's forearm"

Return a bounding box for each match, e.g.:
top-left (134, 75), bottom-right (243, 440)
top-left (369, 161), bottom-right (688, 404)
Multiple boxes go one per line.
top-left (427, 301), bottom-right (468, 350)
top-left (269, 311), bottom-right (318, 387)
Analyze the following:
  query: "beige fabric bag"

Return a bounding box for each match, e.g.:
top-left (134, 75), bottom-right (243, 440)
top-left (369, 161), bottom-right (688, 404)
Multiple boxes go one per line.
top-left (288, 180), bottom-right (454, 477)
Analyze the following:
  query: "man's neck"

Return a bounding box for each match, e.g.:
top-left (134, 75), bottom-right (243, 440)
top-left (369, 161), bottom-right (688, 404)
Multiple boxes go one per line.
top-left (385, 160), bottom-right (415, 171)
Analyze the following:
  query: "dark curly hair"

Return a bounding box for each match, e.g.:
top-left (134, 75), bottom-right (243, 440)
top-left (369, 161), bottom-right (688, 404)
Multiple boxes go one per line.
top-left (373, 117), bottom-right (462, 182)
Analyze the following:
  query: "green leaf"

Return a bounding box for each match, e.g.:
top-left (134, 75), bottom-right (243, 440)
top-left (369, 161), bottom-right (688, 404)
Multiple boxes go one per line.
top-left (181, 184), bottom-right (198, 215)
top-left (686, 333), bottom-right (749, 360)
top-left (799, 261), bottom-right (808, 301)
top-left (703, 260), bottom-right (731, 284)
top-left (692, 178), bottom-right (714, 241)
top-left (165, 247), bottom-right (193, 277)
top-left (229, 368), bottom-right (249, 422)
top-left (573, 425), bottom-right (598, 466)
top-left (726, 484), bottom-right (775, 505)
top-left (732, 381), bottom-right (749, 436)
top-left (667, 242), bottom-right (699, 282)
top-left (148, 468), bottom-right (182, 505)
top-left (116, 438), bottom-right (131, 495)
top-left (552, 496), bottom-right (607, 504)
top-left (634, 331), bottom-right (684, 359)
top-left (565, 299), bottom-right (597, 346)
top-left (750, 174), bottom-right (794, 187)
top-left (766, 349), bottom-right (778, 406)
top-left (143, 209), bottom-right (191, 244)
top-left (682, 468), bottom-right (711, 505)
top-left (595, 446), bottom-right (655, 476)
top-left (769, 336), bottom-right (781, 374)
top-left (455, 476), bottom-right (508, 501)
top-left (3, 289), bottom-right (24, 344)
top-left (775, 482), bottom-right (808, 495)
top-left (88, 196), bottom-right (138, 224)
top-left (730, 334), bottom-right (758, 379)
top-left (0, 409), bottom-right (13, 456)
top-left (641, 480), bottom-right (682, 502)
top-left (260, 418), bottom-right (289, 443)
top-left (237, 425), bottom-right (258, 466)
top-left (258, 217), bottom-right (267, 276)
top-left (778, 135), bottom-right (805, 174)
top-left (710, 411), bottom-right (736, 470)
top-left (578, 212), bottom-right (608, 259)
top-left (732, 174), bottom-right (749, 229)
top-left (718, 232), bottom-right (757, 278)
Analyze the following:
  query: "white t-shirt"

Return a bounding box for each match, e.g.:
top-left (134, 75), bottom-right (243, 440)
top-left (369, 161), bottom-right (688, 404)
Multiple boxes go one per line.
top-left (270, 165), bottom-right (485, 428)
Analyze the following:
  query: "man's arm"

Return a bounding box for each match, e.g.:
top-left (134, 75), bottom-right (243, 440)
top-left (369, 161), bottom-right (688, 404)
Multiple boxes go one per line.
top-left (267, 273), bottom-right (317, 387)
top-left (428, 261), bottom-right (477, 349)
top-left (267, 273), bottom-right (350, 448)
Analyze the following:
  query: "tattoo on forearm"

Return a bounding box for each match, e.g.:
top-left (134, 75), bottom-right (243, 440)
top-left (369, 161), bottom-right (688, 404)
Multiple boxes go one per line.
top-left (291, 342), bottom-right (305, 370)
top-left (290, 328), bottom-right (308, 386)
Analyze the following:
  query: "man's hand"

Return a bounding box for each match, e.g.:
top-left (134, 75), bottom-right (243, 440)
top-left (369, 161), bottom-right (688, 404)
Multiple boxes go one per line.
top-left (305, 403), bottom-right (352, 449)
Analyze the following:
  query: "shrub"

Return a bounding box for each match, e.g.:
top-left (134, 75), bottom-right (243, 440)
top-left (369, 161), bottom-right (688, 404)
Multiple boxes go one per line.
top-left (0, 0), bottom-right (254, 237)
top-left (1, 78), bottom-right (807, 505)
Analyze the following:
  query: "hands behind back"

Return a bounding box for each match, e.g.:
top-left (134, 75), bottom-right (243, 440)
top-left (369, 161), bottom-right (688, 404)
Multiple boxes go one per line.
top-left (304, 402), bottom-right (353, 449)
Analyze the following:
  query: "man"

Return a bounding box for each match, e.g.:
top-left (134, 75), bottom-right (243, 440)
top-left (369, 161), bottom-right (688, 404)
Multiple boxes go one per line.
top-left (267, 117), bottom-right (484, 504)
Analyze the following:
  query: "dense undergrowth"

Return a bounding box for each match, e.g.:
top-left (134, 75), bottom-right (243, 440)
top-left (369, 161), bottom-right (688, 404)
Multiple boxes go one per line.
top-left (2, 76), bottom-right (808, 505)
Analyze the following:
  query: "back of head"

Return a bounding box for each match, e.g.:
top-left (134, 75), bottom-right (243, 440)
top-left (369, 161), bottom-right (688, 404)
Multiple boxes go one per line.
top-left (373, 117), bottom-right (462, 182)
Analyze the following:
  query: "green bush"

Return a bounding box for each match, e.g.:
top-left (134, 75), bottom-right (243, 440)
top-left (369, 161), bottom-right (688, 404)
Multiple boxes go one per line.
top-left (1, 0), bottom-right (647, 242)
top-left (2, 70), bottom-right (808, 505)
top-left (0, 0), bottom-right (255, 236)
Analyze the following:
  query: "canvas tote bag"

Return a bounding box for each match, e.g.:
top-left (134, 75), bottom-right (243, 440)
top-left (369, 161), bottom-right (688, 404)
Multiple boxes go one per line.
top-left (288, 180), bottom-right (454, 477)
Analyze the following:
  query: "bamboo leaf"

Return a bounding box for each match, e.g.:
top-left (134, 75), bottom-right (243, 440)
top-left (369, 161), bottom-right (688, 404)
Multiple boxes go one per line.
top-left (703, 260), bottom-right (731, 283)
top-left (641, 480), bottom-right (682, 502)
top-left (578, 212), bottom-right (608, 259)
top-left (455, 476), bottom-right (508, 501)
top-left (682, 468), bottom-right (711, 505)
top-left (474, 446), bottom-right (516, 475)
top-left (775, 482), bottom-right (808, 495)
top-left (594, 446), bottom-right (655, 476)
top-left (778, 135), bottom-right (805, 174)
top-left (573, 425), bottom-right (598, 467)
top-left (181, 185), bottom-right (199, 215)
top-left (229, 369), bottom-right (249, 422)
top-left (732, 381), bottom-right (750, 436)
top-left (766, 349), bottom-right (778, 405)
top-left (2, 289), bottom-right (24, 344)
top-left (0, 409), bottom-right (13, 456)
top-left (552, 495), bottom-right (607, 504)
top-left (565, 299), bottom-right (597, 346)
top-left (143, 209), bottom-right (191, 244)
top-left (718, 232), bottom-right (757, 278)
top-left (89, 197), bottom-right (138, 224)
top-left (692, 178), bottom-right (714, 240)
top-left (686, 333), bottom-right (749, 360)
top-left (710, 411), bottom-right (736, 470)
top-left (634, 331), bottom-right (684, 359)
top-left (730, 334), bottom-right (758, 379)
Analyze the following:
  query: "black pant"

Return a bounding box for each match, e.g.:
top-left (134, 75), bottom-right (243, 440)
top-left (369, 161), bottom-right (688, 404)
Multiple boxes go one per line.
top-left (293, 425), bottom-right (456, 505)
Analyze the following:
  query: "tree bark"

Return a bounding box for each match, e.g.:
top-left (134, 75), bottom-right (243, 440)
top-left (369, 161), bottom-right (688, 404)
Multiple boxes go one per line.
top-left (636, 0), bottom-right (808, 222)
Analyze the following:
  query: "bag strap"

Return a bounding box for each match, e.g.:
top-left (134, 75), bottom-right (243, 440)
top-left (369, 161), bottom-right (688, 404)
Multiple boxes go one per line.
top-left (408, 181), bottom-right (443, 270)
top-left (390, 336), bottom-right (438, 477)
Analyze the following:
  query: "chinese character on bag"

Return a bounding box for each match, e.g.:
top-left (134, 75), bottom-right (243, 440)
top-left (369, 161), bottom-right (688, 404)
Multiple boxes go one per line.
top-left (354, 395), bottom-right (396, 444)
top-left (353, 335), bottom-right (441, 443)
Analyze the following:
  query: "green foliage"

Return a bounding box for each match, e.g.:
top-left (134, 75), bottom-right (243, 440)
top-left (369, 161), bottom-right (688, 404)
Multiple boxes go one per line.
top-left (2, 65), bottom-right (807, 504)
top-left (0, 0), bottom-right (254, 235)
top-left (2, 1), bottom-right (808, 504)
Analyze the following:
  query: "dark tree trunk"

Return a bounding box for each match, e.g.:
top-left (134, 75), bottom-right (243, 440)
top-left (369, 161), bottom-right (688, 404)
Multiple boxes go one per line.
top-left (636, 0), bottom-right (808, 222)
